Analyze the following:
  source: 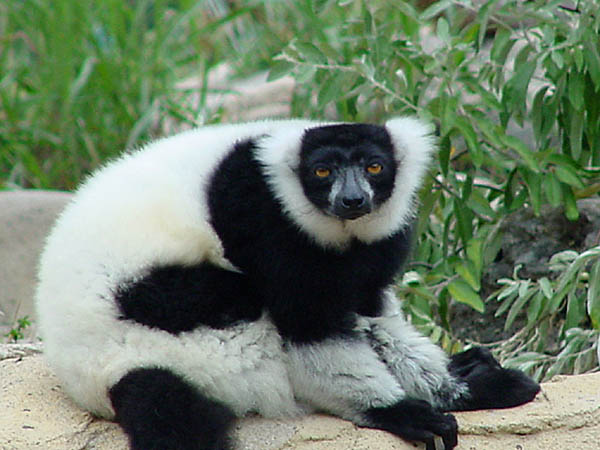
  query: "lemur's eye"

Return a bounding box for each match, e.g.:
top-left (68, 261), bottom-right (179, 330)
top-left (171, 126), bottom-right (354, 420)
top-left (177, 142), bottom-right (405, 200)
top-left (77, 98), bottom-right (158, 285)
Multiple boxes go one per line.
top-left (315, 167), bottom-right (331, 178)
top-left (367, 163), bottom-right (383, 175)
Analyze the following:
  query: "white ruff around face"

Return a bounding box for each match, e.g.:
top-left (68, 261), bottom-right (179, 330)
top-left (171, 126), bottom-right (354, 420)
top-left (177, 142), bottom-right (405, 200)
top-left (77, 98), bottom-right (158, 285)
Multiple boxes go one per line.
top-left (255, 116), bottom-right (436, 248)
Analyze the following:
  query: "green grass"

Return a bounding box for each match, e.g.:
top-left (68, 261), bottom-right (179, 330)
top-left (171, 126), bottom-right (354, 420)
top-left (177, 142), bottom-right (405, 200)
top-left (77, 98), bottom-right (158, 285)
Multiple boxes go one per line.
top-left (0, 0), bottom-right (282, 189)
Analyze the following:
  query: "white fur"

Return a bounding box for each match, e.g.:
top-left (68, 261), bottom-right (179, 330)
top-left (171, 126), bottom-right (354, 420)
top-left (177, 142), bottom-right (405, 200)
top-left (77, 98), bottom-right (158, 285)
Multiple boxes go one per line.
top-left (255, 116), bottom-right (436, 248)
top-left (36, 117), bottom-right (444, 425)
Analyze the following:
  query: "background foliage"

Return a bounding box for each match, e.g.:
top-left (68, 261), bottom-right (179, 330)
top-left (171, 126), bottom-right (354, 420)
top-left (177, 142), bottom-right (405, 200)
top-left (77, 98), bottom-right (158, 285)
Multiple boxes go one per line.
top-left (1, 0), bottom-right (599, 377)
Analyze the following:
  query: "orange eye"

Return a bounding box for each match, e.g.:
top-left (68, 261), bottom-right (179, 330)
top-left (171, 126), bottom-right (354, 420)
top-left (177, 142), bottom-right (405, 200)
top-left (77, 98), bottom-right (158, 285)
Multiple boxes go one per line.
top-left (367, 163), bottom-right (383, 175)
top-left (315, 168), bottom-right (331, 178)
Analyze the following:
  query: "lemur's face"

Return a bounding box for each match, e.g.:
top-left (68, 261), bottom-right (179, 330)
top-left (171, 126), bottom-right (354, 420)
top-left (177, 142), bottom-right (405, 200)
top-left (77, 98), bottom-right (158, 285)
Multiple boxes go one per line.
top-left (298, 124), bottom-right (397, 221)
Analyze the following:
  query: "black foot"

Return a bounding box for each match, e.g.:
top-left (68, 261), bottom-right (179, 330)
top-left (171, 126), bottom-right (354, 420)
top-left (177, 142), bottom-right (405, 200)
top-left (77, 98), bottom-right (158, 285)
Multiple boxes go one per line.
top-left (109, 367), bottom-right (235, 450)
top-left (448, 347), bottom-right (540, 411)
top-left (365, 398), bottom-right (458, 450)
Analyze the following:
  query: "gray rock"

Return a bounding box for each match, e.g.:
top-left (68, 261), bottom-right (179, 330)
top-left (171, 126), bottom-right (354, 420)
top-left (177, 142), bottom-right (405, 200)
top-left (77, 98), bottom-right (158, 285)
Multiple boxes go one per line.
top-left (0, 191), bottom-right (72, 339)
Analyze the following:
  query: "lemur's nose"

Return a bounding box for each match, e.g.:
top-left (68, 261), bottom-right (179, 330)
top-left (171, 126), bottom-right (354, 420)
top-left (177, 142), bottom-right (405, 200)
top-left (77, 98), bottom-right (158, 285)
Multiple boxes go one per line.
top-left (341, 195), bottom-right (366, 209)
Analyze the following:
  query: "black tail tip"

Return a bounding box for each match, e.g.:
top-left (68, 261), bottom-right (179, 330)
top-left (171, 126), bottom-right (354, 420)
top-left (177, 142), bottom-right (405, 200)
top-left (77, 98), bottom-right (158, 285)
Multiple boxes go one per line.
top-left (110, 367), bottom-right (235, 450)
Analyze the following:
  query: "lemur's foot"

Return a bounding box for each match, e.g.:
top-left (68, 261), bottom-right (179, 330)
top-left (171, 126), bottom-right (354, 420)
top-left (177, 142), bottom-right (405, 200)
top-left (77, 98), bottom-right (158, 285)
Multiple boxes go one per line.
top-left (448, 347), bottom-right (540, 411)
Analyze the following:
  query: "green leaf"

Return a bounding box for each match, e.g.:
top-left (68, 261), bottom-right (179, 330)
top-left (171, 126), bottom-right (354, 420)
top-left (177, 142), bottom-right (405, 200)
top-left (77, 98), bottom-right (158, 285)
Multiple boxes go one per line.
top-left (520, 167), bottom-right (542, 216)
top-left (551, 51), bottom-right (564, 70)
top-left (420, 0), bottom-right (453, 21)
top-left (475, 0), bottom-right (492, 50)
top-left (509, 187), bottom-right (528, 211)
top-left (448, 279), bottom-right (485, 313)
top-left (527, 291), bottom-right (544, 324)
top-left (574, 47), bottom-right (584, 71)
top-left (554, 165), bottom-right (584, 189)
top-left (441, 94), bottom-right (459, 135)
top-left (461, 173), bottom-right (473, 202)
top-left (547, 277), bottom-right (575, 314)
top-left (547, 153), bottom-right (579, 168)
top-left (505, 286), bottom-right (535, 331)
top-left (490, 28), bottom-right (516, 66)
top-left (502, 351), bottom-right (546, 369)
top-left (475, 117), bottom-right (503, 148)
top-left (588, 260), bottom-right (600, 329)
top-left (541, 90), bottom-right (560, 139)
top-left (482, 222), bottom-right (504, 267)
top-left (531, 86), bottom-right (549, 145)
top-left (439, 135), bottom-right (451, 177)
top-left (569, 107), bottom-right (584, 160)
top-left (467, 237), bottom-right (485, 276)
top-left (543, 173), bottom-right (562, 207)
top-left (295, 65), bottom-right (317, 83)
top-left (550, 250), bottom-right (579, 267)
top-left (456, 261), bottom-right (481, 291)
top-left (539, 277), bottom-right (553, 299)
top-left (496, 288), bottom-right (517, 317)
top-left (437, 17), bottom-right (451, 45)
top-left (455, 117), bottom-right (482, 167)
top-left (583, 37), bottom-right (600, 90)
top-left (317, 75), bottom-right (341, 108)
top-left (466, 190), bottom-right (496, 219)
top-left (295, 42), bottom-right (327, 64)
top-left (565, 291), bottom-right (586, 330)
top-left (562, 185), bottom-right (579, 220)
top-left (500, 134), bottom-right (539, 172)
top-left (502, 59), bottom-right (537, 124)
top-left (453, 197), bottom-right (473, 245)
top-left (267, 60), bottom-right (295, 82)
top-left (568, 70), bottom-right (585, 111)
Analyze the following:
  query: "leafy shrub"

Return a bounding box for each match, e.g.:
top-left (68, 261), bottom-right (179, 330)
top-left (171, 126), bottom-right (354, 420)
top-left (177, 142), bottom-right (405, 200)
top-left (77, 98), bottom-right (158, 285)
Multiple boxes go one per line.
top-left (267, 0), bottom-right (600, 379)
top-left (491, 247), bottom-right (600, 379)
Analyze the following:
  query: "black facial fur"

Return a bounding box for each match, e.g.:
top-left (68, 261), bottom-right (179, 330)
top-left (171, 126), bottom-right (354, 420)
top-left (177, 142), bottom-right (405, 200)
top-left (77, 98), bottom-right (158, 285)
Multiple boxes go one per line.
top-left (298, 124), bottom-right (397, 218)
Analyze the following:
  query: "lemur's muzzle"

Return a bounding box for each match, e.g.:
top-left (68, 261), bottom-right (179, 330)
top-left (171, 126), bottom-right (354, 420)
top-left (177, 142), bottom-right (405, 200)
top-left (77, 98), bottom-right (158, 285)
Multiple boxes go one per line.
top-left (332, 167), bottom-right (373, 220)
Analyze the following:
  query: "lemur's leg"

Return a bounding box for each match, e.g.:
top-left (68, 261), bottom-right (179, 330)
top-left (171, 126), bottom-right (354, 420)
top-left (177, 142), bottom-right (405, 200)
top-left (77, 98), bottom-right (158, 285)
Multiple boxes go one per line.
top-left (358, 313), bottom-right (468, 410)
top-left (362, 291), bottom-right (540, 412)
top-left (286, 338), bottom-right (458, 450)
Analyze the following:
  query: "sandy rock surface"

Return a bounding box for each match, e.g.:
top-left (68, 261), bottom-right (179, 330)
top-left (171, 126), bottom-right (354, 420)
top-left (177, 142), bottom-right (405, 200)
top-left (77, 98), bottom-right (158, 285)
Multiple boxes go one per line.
top-left (1, 346), bottom-right (599, 450)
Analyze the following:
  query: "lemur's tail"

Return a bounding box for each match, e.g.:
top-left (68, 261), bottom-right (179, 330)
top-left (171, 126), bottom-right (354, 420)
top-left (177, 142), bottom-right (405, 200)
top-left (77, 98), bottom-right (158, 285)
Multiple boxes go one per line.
top-left (109, 367), bottom-right (235, 450)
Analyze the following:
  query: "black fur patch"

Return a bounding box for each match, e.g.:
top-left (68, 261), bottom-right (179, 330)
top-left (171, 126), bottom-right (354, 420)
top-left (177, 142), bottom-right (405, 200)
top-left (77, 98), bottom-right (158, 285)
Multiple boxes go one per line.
top-left (299, 124), bottom-right (397, 211)
top-left (109, 368), bottom-right (235, 450)
top-left (114, 263), bottom-right (262, 334)
top-left (300, 123), bottom-right (394, 153)
top-left (447, 347), bottom-right (541, 411)
top-left (207, 137), bottom-right (411, 343)
top-left (365, 398), bottom-right (458, 450)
